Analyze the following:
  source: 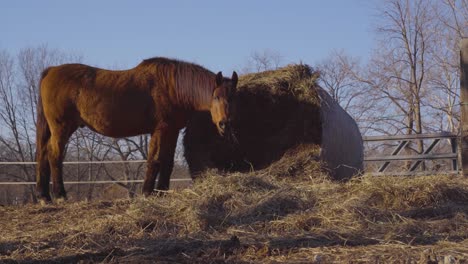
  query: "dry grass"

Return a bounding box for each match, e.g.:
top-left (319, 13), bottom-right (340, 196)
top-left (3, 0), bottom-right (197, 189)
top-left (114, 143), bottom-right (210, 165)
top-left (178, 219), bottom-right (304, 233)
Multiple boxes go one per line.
top-left (1, 163), bottom-right (468, 263)
top-left (237, 64), bottom-right (321, 105)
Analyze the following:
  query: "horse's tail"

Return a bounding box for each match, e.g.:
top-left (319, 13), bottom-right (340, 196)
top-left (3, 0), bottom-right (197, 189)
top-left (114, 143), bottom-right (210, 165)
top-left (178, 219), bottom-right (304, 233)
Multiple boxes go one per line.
top-left (36, 68), bottom-right (51, 161)
top-left (36, 67), bottom-right (52, 200)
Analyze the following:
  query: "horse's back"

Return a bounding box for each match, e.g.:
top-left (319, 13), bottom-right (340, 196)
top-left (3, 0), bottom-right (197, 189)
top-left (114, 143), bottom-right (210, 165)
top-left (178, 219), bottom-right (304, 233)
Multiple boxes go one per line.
top-left (43, 63), bottom-right (96, 84)
top-left (41, 63), bottom-right (157, 138)
top-left (41, 64), bottom-right (97, 102)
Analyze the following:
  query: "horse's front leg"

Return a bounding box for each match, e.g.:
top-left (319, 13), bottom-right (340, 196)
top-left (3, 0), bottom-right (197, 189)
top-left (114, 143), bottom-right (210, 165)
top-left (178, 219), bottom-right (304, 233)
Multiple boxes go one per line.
top-left (156, 128), bottom-right (179, 191)
top-left (142, 126), bottom-right (179, 196)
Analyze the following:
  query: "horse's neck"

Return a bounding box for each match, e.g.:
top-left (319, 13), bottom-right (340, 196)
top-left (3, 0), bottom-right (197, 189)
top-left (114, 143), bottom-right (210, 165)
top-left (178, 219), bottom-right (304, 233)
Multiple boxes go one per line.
top-left (174, 73), bottom-right (213, 112)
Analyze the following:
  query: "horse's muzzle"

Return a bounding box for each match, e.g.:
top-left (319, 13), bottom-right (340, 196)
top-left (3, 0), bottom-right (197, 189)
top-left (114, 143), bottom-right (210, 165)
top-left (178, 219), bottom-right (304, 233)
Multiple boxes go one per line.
top-left (217, 120), bottom-right (229, 137)
top-left (218, 127), bottom-right (226, 137)
top-left (219, 120), bottom-right (227, 131)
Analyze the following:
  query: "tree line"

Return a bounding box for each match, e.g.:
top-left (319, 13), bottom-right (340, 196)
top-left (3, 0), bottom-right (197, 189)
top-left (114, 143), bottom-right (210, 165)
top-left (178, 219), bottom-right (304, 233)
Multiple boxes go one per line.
top-left (317, 0), bottom-right (468, 171)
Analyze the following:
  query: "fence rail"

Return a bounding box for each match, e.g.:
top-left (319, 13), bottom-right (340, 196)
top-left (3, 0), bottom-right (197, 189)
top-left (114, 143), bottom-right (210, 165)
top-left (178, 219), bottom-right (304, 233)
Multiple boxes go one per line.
top-left (365, 153), bottom-right (457, 162)
top-left (0, 132), bottom-right (463, 184)
top-left (0, 159), bottom-right (192, 186)
top-left (0, 160), bottom-right (146, 165)
top-left (363, 132), bottom-right (458, 141)
top-left (0, 178), bottom-right (191, 185)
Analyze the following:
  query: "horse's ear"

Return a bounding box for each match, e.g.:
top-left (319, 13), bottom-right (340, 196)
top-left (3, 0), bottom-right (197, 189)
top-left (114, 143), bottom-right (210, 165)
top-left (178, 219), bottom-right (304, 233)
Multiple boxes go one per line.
top-left (216, 71), bottom-right (223, 86)
top-left (231, 71), bottom-right (238, 87)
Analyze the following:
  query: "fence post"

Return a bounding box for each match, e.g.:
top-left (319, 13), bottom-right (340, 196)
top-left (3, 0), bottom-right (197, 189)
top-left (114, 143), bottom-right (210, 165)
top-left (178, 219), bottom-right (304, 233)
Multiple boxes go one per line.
top-left (460, 38), bottom-right (468, 177)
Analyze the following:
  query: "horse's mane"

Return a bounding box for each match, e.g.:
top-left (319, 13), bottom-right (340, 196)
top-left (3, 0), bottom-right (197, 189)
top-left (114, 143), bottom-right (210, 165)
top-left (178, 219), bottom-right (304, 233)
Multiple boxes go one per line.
top-left (139, 57), bottom-right (215, 109)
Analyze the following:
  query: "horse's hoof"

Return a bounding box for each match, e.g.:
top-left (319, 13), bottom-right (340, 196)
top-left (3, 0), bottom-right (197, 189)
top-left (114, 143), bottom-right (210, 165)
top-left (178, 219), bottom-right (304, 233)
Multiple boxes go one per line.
top-left (142, 191), bottom-right (153, 198)
top-left (39, 199), bottom-right (51, 206)
top-left (155, 190), bottom-right (170, 197)
top-left (37, 194), bottom-right (52, 205)
top-left (142, 190), bottom-right (169, 197)
top-left (55, 197), bottom-right (67, 204)
top-left (52, 189), bottom-right (67, 203)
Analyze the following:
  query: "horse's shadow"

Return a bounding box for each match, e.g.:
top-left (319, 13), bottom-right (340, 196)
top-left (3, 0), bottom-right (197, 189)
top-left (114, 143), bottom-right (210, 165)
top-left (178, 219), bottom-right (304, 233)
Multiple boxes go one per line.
top-left (0, 241), bottom-right (21, 257)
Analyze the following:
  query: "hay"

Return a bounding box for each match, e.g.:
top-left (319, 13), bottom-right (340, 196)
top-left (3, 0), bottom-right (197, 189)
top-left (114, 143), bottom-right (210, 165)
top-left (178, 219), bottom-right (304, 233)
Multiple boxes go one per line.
top-left (1, 174), bottom-right (468, 263)
top-left (184, 64), bottom-right (323, 177)
top-left (183, 64), bottom-right (363, 181)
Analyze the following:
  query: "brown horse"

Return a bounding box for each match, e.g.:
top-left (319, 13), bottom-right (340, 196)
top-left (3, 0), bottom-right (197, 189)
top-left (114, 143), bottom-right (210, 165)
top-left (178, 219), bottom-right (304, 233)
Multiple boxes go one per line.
top-left (36, 57), bottom-right (238, 202)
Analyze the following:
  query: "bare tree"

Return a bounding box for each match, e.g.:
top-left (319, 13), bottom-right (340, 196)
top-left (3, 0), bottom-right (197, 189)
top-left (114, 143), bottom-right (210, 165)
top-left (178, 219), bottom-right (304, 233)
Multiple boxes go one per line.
top-left (354, 0), bottom-right (440, 171)
top-left (317, 50), bottom-right (358, 106)
top-left (316, 50), bottom-right (384, 134)
top-left (439, 0), bottom-right (468, 38)
top-left (0, 50), bottom-right (37, 202)
top-left (424, 0), bottom-right (468, 133)
top-left (242, 49), bottom-right (283, 73)
top-left (0, 46), bottom-right (81, 203)
top-left (100, 136), bottom-right (148, 198)
top-left (376, 0), bottom-right (435, 136)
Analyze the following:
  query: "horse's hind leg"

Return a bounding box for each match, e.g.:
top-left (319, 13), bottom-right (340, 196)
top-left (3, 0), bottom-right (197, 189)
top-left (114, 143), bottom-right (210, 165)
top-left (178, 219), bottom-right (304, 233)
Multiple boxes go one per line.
top-left (48, 124), bottom-right (77, 200)
top-left (143, 131), bottom-right (162, 196)
top-left (36, 141), bottom-right (51, 203)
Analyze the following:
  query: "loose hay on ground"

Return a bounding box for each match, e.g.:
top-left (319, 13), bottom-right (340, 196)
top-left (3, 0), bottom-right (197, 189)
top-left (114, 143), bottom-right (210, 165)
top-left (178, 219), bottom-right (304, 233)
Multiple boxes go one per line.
top-left (1, 170), bottom-right (468, 263)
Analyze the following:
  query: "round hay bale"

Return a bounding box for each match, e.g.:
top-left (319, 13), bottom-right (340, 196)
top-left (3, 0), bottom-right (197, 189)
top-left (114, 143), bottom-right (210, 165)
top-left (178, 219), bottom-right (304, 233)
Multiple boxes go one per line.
top-left (183, 64), bottom-right (363, 181)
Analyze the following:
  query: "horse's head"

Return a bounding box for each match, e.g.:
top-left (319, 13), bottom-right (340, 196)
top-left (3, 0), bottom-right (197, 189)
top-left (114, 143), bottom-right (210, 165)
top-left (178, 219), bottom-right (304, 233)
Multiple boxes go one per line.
top-left (211, 71), bottom-right (238, 137)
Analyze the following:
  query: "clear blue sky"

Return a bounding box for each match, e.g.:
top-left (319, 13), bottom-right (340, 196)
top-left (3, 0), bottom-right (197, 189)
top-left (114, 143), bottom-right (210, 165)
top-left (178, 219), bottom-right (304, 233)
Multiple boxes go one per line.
top-left (0, 0), bottom-right (377, 74)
